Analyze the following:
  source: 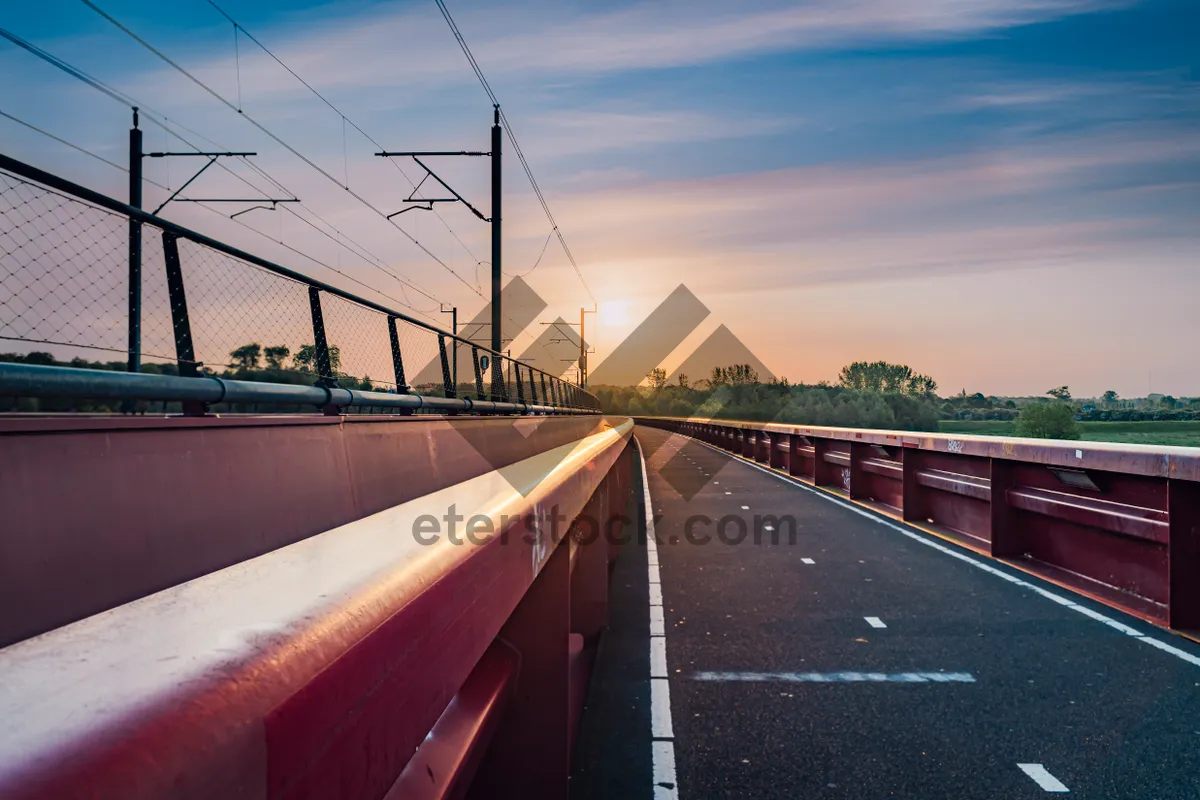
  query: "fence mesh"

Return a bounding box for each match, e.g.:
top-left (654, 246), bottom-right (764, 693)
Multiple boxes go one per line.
top-left (0, 163), bottom-right (598, 412)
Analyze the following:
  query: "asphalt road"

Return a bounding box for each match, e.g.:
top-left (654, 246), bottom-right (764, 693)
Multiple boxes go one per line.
top-left (572, 425), bottom-right (1200, 800)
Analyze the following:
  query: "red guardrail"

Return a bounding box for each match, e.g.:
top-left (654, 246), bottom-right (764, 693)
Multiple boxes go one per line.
top-left (636, 416), bottom-right (1200, 636)
top-left (0, 417), bottom-right (635, 799)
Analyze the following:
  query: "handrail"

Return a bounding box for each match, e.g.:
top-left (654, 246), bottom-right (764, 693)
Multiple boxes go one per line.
top-left (0, 361), bottom-right (595, 415)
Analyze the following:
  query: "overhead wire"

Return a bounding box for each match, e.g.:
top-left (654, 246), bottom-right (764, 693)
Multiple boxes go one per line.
top-left (432, 0), bottom-right (596, 303)
top-left (202, 0), bottom-right (488, 291)
top-left (79, 0), bottom-right (487, 300)
top-left (0, 22), bottom-right (442, 316)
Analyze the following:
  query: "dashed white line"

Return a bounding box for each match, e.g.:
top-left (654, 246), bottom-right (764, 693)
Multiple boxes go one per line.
top-left (801, 557), bottom-right (816, 565)
top-left (650, 604), bottom-right (666, 635)
top-left (650, 636), bottom-right (669, 677)
top-left (865, 616), bottom-right (887, 629)
top-left (740, 505), bottom-right (750, 510)
top-left (1018, 763), bottom-right (1069, 793)
top-left (687, 435), bottom-right (1200, 670)
top-left (652, 741), bottom-right (679, 799)
top-left (651, 679), bottom-right (674, 738)
top-left (694, 671), bottom-right (976, 683)
top-left (649, 583), bottom-right (663, 605)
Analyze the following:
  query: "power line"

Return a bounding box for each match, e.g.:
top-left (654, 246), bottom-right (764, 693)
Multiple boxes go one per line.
top-left (432, 0), bottom-right (596, 304)
top-left (0, 22), bottom-right (443, 314)
top-left (202, 0), bottom-right (488, 292)
top-left (78, 0), bottom-right (486, 301)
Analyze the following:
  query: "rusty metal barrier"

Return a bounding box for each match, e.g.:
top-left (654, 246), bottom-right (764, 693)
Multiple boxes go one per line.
top-left (636, 416), bottom-right (1200, 637)
top-left (0, 417), bottom-right (635, 799)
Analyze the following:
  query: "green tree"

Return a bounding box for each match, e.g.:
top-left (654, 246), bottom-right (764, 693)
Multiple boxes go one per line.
top-left (677, 373), bottom-right (689, 389)
top-left (838, 360), bottom-right (935, 397)
top-left (1102, 389), bottom-right (1119, 407)
top-left (1016, 402), bottom-right (1081, 439)
top-left (294, 344), bottom-right (342, 375)
top-left (1046, 385), bottom-right (1072, 401)
top-left (263, 345), bottom-right (291, 369)
top-left (647, 367), bottom-right (668, 390)
top-left (230, 343), bottom-right (262, 370)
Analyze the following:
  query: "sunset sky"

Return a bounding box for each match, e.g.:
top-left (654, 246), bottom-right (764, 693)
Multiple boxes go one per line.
top-left (2, 0), bottom-right (1198, 396)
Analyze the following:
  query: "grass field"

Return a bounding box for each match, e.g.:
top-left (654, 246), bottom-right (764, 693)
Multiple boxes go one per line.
top-left (937, 419), bottom-right (1200, 448)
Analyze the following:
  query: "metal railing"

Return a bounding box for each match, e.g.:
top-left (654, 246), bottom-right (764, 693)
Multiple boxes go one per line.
top-left (0, 152), bottom-right (598, 414)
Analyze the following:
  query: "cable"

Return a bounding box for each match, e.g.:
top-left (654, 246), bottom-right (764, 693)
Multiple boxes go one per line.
top-left (203, 0), bottom-right (487, 286)
top-left (0, 23), bottom-right (444, 314)
top-left (80, 0), bottom-right (485, 300)
top-left (0, 109), bottom-right (128, 174)
top-left (432, 0), bottom-right (596, 304)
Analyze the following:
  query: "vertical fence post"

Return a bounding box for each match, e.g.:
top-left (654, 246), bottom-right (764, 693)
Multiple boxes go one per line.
top-left (307, 287), bottom-right (336, 405)
top-left (387, 316), bottom-right (409, 393)
top-left (529, 367), bottom-right (539, 406)
top-left (437, 334), bottom-right (456, 404)
top-left (386, 315), bottom-right (413, 415)
top-left (516, 363), bottom-right (525, 405)
top-left (160, 232), bottom-right (205, 416)
top-left (989, 458), bottom-right (1020, 558)
top-left (540, 374), bottom-right (548, 410)
top-left (472, 346), bottom-right (485, 401)
top-left (127, 109), bottom-right (142, 374)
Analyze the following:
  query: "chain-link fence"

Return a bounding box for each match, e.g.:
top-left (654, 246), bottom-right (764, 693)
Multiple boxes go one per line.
top-left (0, 153), bottom-right (599, 414)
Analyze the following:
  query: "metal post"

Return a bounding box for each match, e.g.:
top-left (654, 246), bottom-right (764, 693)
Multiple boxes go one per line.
top-left (161, 232), bottom-right (205, 416)
top-left (387, 315), bottom-right (409, 394)
top-left (161, 233), bottom-right (196, 377)
top-left (438, 334), bottom-right (455, 399)
top-left (490, 106), bottom-right (504, 399)
top-left (307, 287), bottom-right (335, 387)
top-left (127, 108), bottom-right (142, 374)
top-left (452, 306), bottom-right (458, 394)
top-left (490, 105), bottom-right (502, 355)
top-left (472, 345), bottom-right (485, 401)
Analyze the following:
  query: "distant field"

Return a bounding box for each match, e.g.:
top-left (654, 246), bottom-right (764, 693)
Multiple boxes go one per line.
top-left (937, 419), bottom-right (1200, 448)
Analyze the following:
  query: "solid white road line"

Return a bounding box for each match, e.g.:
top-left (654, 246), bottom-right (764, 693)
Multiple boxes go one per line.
top-left (686, 435), bottom-right (1200, 671)
top-left (637, 435), bottom-right (680, 799)
top-left (801, 558), bottom-right (816, 565)
top-left (865, 616), bottom-right (887, 628)
top-left (741, 505), bottom-right (750, 510)
top-left (1018, 763), bottom-right (1070, 793)
top-left (694, 671), bottom-right (976, 683)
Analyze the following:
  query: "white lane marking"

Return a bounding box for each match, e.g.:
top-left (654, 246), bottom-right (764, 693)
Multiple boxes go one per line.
top-left (651, 604), bottom-right (666, 635)
top-left (725, 491), bottom-right (732, 495)
top-left (694, 671), bottom-right (976, 683)
top-left (637, 435), bottom-right (679, 798)
top-left (741, 505), bottom-right (750, 510)
top-left (1018, 763), bottom-right (1069, 793)
top-left (652, 740), bottom-right (678, 799)
top-left (865, 616), bottom-right (887, 629)
top-left (801, 558), bottom-right (816, 565)
top-left (651, 636), bottom-right (668, 677)
top-left (651, 679), bottom-right (674, 738)
top-left (649, 583), bottom-right (663, 606)
top-left (687, 436), bottom-right (1200, 670)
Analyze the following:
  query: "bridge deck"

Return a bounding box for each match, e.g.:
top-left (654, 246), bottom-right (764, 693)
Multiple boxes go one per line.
top-left (573, 425), bottom-right (1200, 799)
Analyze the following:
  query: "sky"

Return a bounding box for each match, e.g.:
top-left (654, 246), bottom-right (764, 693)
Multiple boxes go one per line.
top-left (1, 0), bottom-right (1198, 397)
